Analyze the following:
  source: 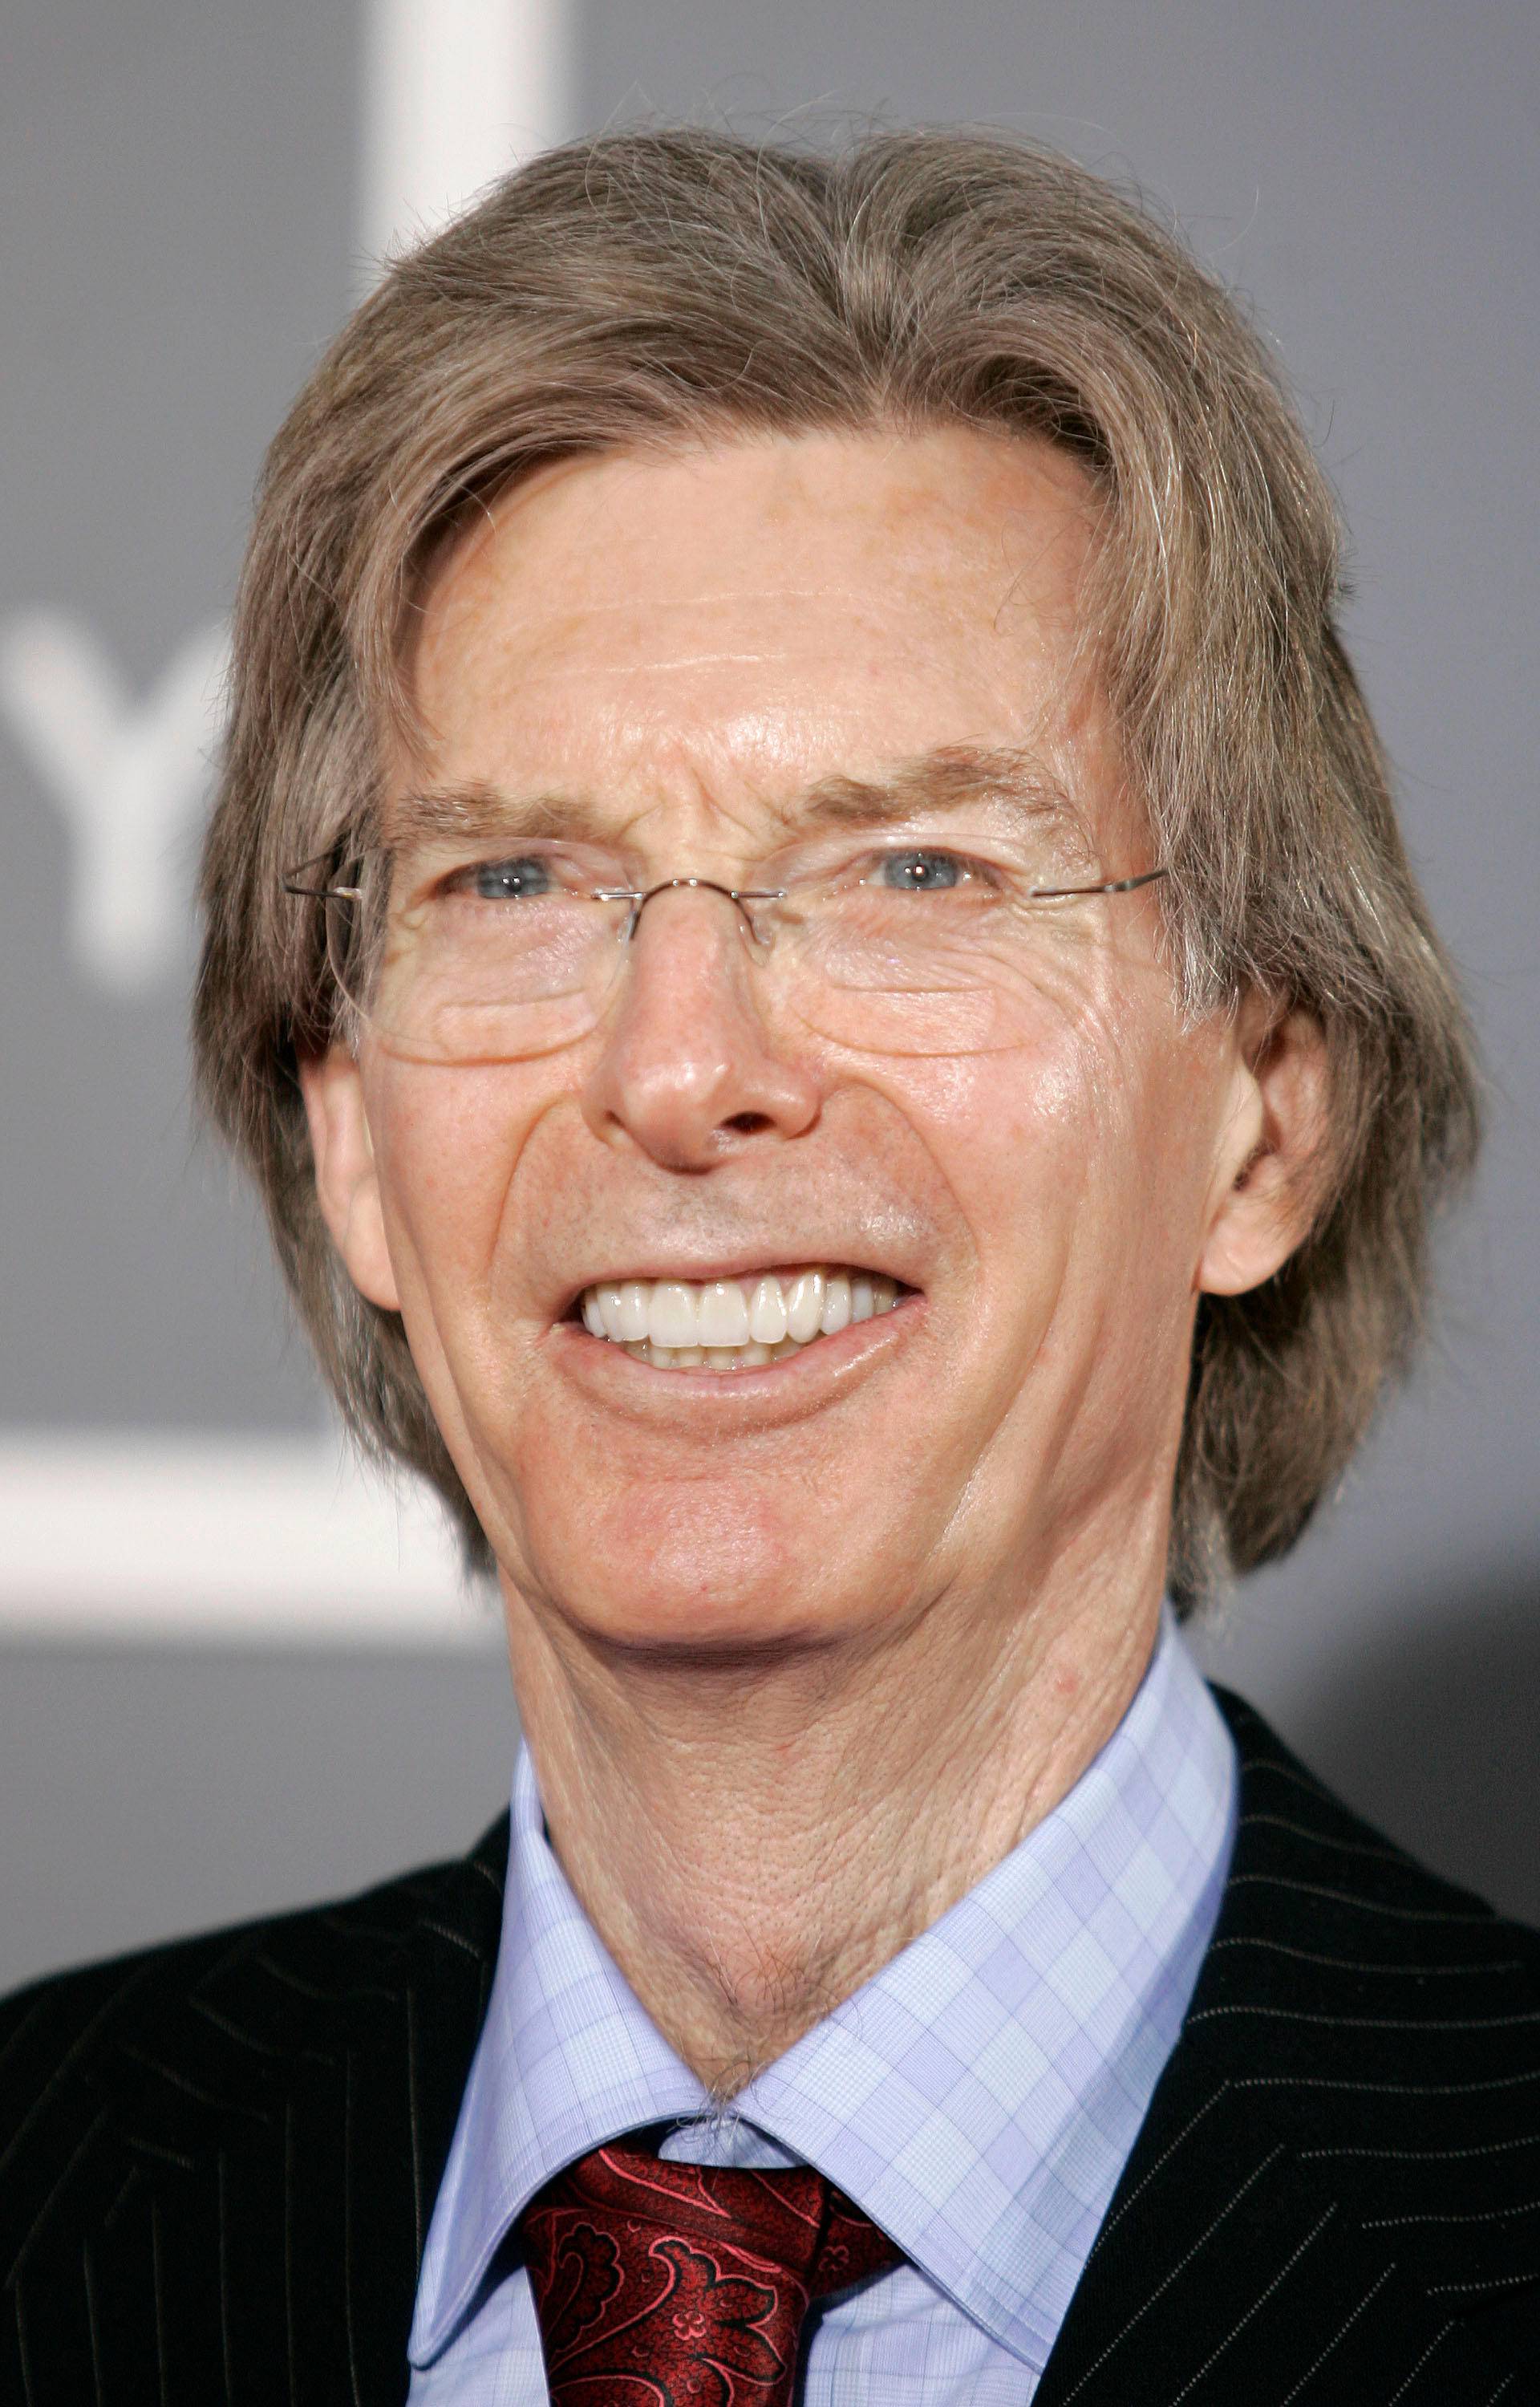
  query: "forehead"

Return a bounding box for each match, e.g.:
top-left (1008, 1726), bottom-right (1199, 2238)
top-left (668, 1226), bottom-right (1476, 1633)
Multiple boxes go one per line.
top-left (403, 426), bottom-right (1116, 841)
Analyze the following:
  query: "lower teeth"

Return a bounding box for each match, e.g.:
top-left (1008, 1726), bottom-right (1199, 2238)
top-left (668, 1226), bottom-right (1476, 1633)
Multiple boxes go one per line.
top-left (622, 1337), bottom-right (800, 1372)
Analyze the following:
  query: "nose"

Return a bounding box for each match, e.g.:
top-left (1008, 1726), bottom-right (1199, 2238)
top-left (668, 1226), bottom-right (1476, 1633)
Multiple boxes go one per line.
top-left (581, 882), bottom-right (820, 1170)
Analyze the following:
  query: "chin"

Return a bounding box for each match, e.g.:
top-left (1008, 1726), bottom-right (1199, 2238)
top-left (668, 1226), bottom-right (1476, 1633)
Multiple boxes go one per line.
top-left (516, 1505), bottom-right (865, 1662)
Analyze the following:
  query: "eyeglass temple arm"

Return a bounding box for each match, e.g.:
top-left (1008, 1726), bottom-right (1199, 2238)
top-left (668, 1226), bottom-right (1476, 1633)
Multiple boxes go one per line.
top-left (282, 854), bottom-right (364, 901)
top-left (1028, 867), bottom-right (1169, 899)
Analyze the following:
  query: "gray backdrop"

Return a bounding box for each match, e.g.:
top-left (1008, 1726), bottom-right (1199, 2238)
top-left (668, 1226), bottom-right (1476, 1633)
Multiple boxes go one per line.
top-left (2, 0), bottom-right (1536, 1994)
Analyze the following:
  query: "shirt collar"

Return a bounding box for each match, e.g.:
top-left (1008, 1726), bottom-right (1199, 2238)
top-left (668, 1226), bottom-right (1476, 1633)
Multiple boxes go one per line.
top-left (410, 1610), bottom-right (1235, 2371)
top-left (409, 1743), bottom-right (714, 2363)
top-left (732, 1611), bottom-right (1236, 2366)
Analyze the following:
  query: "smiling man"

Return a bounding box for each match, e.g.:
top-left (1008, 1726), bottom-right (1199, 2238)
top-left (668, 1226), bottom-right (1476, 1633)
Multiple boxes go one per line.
top-left (5, 130), bottom-right (1534, 2404)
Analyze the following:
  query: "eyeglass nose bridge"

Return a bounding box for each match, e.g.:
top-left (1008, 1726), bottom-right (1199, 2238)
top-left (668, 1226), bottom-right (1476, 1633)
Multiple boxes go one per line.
top-left (605, 875), bottom-right (789, 944)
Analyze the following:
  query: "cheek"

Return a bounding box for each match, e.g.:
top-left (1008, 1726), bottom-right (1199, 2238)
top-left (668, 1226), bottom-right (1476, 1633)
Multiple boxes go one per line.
top-left (364, 1058), bottom-right (552, 1322)
top-left (887, 984), bottom-right (1217, 1323)
top-left (883, 1014), bottom-right (1111, 1255)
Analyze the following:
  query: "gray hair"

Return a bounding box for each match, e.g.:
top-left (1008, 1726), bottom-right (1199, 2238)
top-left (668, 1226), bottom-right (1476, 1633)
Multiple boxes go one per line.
top-left (193, 126), bottom-right (1480, 1609)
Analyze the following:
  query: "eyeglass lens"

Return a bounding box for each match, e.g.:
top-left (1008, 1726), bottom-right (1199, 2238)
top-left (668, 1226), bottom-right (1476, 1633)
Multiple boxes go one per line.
top-left (322, 843), bottom-right (1161, 1064)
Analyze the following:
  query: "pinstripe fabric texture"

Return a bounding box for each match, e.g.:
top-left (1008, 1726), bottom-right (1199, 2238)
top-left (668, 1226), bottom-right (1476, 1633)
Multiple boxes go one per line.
top-left (408, 1615), bottom-right (1236, 2401)
top-left (1032, 1694), bottom-right (1540, 2406)
top-left (0, 1819), bottom-right (509, 2405)
top-left (2, 1689), bottom-right (1538, 2403)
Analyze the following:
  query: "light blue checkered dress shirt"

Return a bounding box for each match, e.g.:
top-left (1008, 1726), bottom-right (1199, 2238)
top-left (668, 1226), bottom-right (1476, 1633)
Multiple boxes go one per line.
top-left (408, 1613), bottom-right (1236, 2402)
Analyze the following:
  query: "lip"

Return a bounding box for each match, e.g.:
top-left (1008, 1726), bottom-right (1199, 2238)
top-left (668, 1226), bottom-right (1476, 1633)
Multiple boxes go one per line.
top-left (549, 1289), bottom-right (922, 1421)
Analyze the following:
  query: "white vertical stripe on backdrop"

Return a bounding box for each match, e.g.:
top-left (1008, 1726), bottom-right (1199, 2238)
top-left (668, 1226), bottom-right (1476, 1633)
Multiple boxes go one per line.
top-left (359, 0), bottom-right (573, 279)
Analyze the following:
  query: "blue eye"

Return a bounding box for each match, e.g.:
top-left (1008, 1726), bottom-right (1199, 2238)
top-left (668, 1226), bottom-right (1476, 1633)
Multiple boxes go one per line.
top-left (874, 850), bottom-right (966, 893)
top-left (473, 856), bottom-right (554, 900)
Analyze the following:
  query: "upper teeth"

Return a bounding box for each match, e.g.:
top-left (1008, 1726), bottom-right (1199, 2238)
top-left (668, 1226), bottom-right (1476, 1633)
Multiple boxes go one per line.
top-left (578, 1266), bottom-right (900, 1362)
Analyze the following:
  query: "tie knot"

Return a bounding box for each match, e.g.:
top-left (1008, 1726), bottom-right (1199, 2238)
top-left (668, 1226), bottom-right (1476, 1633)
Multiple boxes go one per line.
top-left (520, 2141), bottom-right (901, 2405)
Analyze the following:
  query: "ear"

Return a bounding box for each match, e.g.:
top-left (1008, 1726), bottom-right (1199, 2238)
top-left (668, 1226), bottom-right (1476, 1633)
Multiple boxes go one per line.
top-left (1198, 994), bottom-right (1332, 1298)
top-left (298, 1048), bottom-right (401, 1311)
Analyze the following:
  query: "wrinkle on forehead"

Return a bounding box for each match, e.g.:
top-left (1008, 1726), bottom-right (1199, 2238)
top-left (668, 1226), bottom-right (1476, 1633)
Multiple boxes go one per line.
top-left (397, 426), bottom-right (1124, 854)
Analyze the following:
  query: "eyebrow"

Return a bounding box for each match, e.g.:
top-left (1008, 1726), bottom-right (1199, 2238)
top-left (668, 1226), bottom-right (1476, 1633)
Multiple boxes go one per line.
top-left (384, 745), bottom-right (1092, 852)
top-left (795, 747), bottom-right (1089, 840)
top-left (382, 781), bottom-right (587, 846)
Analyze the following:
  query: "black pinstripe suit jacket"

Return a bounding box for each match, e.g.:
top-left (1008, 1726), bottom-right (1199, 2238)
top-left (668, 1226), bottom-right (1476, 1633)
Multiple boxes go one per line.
top-left (2, 1688), bottom-right (1537, 2405)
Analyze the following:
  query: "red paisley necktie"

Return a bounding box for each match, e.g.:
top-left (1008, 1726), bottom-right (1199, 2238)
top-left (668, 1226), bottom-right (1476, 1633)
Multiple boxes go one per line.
top-left (520, 2141), bottom-right (902, 2405)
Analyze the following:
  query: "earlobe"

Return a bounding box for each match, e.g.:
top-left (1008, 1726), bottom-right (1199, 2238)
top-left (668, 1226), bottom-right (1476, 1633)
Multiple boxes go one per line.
top-left (297, 1049), bottom-right (401, 1311)
top-left (1197, 1002), bottom-right (1331, 1299)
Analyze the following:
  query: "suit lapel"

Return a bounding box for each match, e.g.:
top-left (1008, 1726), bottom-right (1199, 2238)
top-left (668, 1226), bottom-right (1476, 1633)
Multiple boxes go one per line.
top-left (1034, 1690), bottom-right (1540, 2405)
top-left (197, 1810), bottom-right (510, 2402)
top-left (1, 1813), bottom-right (510, 2405)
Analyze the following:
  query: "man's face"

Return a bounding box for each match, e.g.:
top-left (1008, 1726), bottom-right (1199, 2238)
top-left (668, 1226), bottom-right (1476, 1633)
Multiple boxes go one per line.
top-left (308, 429), bottom-right (1279, 1658)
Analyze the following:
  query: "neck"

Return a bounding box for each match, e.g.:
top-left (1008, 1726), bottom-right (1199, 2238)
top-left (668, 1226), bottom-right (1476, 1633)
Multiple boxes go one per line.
top-left (503, 1540), bottom-right (1164, 2095)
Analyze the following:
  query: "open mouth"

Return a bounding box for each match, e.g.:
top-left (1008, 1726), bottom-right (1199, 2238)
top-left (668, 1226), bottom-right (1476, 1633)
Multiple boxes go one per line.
top-left (573, 1265), bottom-right (908, 1372)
